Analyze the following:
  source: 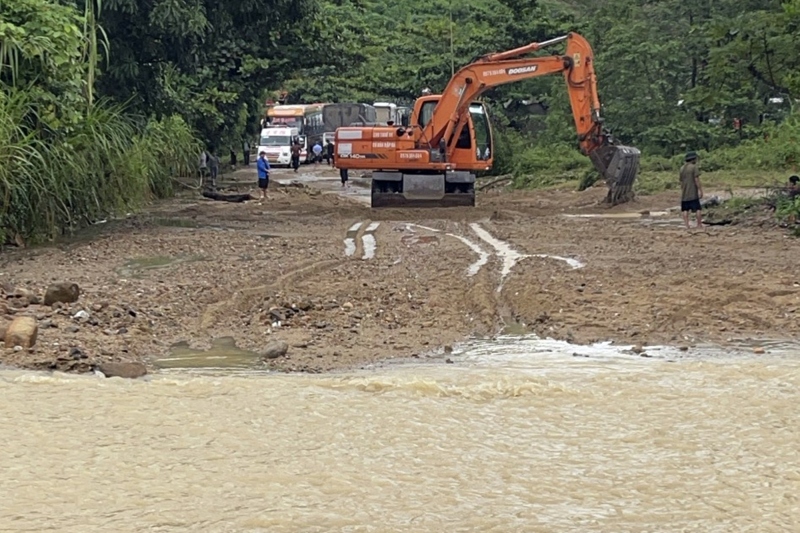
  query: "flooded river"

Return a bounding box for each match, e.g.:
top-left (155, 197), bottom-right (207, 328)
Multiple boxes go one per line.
top-left (1, 338), bottom-right (799, 532)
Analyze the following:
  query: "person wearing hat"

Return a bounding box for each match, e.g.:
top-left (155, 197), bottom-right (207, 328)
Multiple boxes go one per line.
top-left (256, 150), bottom-right (270, 202)
top-left (680, 150), bottom-right (703, 229)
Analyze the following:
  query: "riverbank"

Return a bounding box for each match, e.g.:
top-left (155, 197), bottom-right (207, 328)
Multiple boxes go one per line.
top-left (2, 164), bottom-right (798, 374)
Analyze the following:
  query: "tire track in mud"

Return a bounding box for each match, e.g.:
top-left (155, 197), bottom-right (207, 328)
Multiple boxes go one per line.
top-left (344, 222), bottom-right (363, 258)
top-left (400, 220), bottom-right (585, 334)
top-left (204, 218), bottom-right (384, 331)
top-left (199, 258), bottom-right (348, 330)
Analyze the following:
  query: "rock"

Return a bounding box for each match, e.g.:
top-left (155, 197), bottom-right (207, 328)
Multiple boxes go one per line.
top-left (4, 316), bottom-right (38, 349)
top-left (9, 287), bottom-right (39, 306)
top-left (69, 347), bottom-right (88, 360)
top-left (753, 347), bottom-right (766, 355)
top-left (65, 325), bottom-right (80, 333)
top-left (342, 302), bottom-right (354, 310)
top-left (9, 297), bottom-right (30, 309)
top-left (631, 344), bottom-right (644, 354)
top-left (678, 345), bottom-right (689, 352)
top-left (263, 340), bottom-right (289, 359)
top-left (443, 345), bottom-right (453, 354)
top-left (44, 282), bottom-right (81, 306)
top-left (269, 308), bottom-right (286, 322)
top-left (97, 362), bottom-right (147, 379)
top-left (0, 321), bottom-right (7, 342)
top-left (0, 302), bottom-right (9, 315)
top-left (73, 310), bottom-right (90, 321)
top-left (40, 319), bottom-right (56, 329)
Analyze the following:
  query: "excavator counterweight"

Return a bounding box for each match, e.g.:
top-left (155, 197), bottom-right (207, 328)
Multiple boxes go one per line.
top-left (334, 32), bottom-right (640, 208)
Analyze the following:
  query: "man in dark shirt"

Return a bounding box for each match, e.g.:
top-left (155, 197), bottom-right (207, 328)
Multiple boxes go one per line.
top-left (290, 140), bottom-right (302, 173)
top-left (680, 151), bottom-right (703, 229)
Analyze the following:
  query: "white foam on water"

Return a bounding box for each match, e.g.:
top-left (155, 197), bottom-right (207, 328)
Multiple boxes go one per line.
top-left (365, 222), bottom-right (380, 232)
top-left (406, 224), bottom-right (490, 277)
top-left (348, 222), bottom-right (363, 232)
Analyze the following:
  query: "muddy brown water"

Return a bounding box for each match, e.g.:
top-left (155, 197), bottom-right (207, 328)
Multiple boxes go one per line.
top-left (1, 336), bottom-right (799, 532)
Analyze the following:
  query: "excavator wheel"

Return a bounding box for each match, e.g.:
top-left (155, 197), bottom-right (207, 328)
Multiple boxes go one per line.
top-left (589, 144), bottom-right (641, 205)
top-left (370, 171), bottom-right (476, 208)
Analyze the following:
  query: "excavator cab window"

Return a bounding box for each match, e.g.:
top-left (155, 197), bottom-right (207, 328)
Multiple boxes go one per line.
top-left (469, 103), bottom-right (492, 160)
top-left (418, 100), bottom-right (437, 128)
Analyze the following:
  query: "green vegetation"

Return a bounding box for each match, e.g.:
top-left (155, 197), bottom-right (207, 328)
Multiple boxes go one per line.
top-left (2, 0), bottom-right (800, 243)
top-left (0, 0), bottom-right (198, 244)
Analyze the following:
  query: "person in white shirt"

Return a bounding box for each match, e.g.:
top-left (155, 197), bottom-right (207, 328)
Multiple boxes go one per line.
top-left (312, 142), bottom-right (323, 165)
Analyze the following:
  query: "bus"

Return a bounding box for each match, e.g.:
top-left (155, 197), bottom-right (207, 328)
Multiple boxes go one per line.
top-left (266, 104), bottom-right (326, 163)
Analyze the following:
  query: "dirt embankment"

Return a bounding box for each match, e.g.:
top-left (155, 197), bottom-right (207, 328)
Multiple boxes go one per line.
top-left (2, 166), bottom-right (799, 374)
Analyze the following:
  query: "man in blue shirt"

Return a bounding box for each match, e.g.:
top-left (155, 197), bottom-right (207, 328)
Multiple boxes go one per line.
top-left (257, 150), bottom-right (270, 202)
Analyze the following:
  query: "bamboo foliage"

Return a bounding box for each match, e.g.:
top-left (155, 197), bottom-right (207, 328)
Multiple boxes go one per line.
top-left (0, 0), bottom-right (201, 245)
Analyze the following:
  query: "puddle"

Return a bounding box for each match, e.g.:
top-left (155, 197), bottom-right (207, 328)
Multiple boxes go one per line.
top-left (344, 222), bottom-right (362, 257)
top-left (150, 217), bottom-right (202, 228)
top-left (362, 222), bottom-right (380, 260)
top-left (561, 211), bottom-right (681, 225)
top-left (154, 336), bottom-right (263, 371)
top-left (118, 255), bottom-right (202, 277)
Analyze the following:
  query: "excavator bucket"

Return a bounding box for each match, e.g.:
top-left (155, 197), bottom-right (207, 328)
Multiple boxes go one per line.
top-left (588, 144), bottom-right (641, 205)
top-left (371, 171), bottom-right (476, 208)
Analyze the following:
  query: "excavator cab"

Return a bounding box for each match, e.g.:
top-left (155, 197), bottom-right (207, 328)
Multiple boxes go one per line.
top-left (370, 98), bottom-right (491, 208)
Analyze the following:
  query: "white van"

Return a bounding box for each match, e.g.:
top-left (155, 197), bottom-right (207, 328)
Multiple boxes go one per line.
top-left (258, 126), bottom-right (299, 167)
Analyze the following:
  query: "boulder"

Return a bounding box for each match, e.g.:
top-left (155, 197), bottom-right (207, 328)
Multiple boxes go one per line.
top-left (97, 362), bottom-right (148, 379)
top-left (263, 340), bottom-right (289, 359)
top-left (4, 316), bottom-right (38, 349)
top-left (44, 282), bottom-right (81, 306)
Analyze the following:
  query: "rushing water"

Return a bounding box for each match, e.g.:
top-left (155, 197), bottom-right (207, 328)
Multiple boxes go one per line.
top-left (1, 337), bottom-right (799, 532)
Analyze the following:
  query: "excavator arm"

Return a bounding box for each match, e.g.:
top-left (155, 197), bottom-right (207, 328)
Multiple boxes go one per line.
top-left (425, 33), bottom-right (639, 204)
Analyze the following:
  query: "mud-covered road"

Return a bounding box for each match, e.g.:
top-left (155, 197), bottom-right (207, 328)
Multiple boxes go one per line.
top-left (2, 164), bottom-right (798, 373)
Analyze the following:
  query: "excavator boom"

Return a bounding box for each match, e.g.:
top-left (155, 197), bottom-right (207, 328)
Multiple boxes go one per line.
top-left (335, 32), bottom-right (640, 208)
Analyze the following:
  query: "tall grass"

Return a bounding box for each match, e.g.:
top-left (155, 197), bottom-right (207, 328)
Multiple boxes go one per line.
top-left (0, 89), bottom-right (200, 244)
top-left (0, 0), bottom-right (202, 245)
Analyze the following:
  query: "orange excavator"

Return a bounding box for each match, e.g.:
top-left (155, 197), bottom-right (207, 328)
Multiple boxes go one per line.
top-left (334, 32), bottom-right (640, 208)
